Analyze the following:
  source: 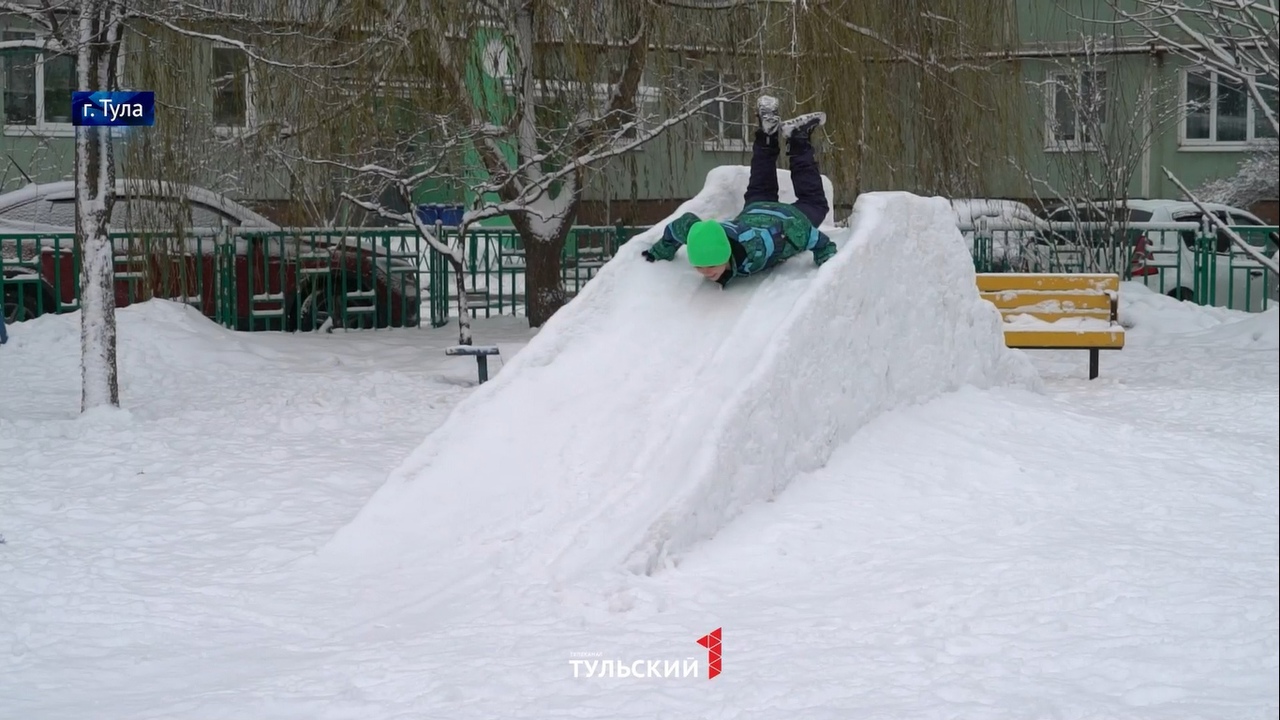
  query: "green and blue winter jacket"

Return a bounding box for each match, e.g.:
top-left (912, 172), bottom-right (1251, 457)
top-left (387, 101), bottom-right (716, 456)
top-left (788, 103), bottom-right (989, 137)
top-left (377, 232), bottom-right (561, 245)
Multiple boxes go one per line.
top-left (644, 201), bottom-right (837, 285)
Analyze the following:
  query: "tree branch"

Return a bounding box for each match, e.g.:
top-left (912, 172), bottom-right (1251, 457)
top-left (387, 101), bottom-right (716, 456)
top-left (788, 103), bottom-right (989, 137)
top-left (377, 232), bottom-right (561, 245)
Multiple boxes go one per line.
top-left (0, 0), bottom-right (56, 32)
top-left (132, 15), bottom-right (372, 72)
top-left (1164, 166), bottom-right (1280, 276)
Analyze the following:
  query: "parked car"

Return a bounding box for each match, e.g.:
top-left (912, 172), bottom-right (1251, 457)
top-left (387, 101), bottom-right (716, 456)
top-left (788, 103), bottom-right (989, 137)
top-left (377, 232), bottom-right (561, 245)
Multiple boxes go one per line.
top-left (1, 180), bottom-right (421, 330)
top-left (0, 179), bottom-right (278, 233)
top-left (951, 198), bottom-right (1047, 229)
top-left (950, 198), bottom-right (1051, 271)
top-left (1031, 199), bottom-right (1278, 310)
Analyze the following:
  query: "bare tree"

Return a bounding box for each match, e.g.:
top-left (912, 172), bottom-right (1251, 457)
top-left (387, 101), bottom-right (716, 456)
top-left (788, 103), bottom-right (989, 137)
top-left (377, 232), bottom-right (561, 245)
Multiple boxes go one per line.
top-left (314, 84), bottom-right (730, 344)
top-left (73, 0), bottom-right (127, 411)
top-left (2, 0), bottom-right (127, 410)
top-left (1102, 0), bottom-right (1277, 137)
top-left (1011, 31), bottom-right (1186, 274)
top-left (0, 0), bottom-right (366, 408)
top-left (588, 0), bottom-right (1023, 212)
top-left (290, 0), bottom-right (1016, 331)
top-left (252, 0), bottom-right (768, 325)
top-left (1166, 168), bottom-right (1279, 274)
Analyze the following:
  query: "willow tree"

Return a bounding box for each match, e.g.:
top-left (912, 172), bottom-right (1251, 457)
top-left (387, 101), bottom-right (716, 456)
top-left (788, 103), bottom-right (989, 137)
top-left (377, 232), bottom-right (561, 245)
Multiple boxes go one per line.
top-left (763, 0), bottom-right (1020, 203)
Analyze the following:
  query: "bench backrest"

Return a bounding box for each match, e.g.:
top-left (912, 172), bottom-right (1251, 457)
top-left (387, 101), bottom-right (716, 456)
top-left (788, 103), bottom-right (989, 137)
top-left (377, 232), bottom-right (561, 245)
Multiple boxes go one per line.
top-left (976, 273), bottom-right (1119, 322)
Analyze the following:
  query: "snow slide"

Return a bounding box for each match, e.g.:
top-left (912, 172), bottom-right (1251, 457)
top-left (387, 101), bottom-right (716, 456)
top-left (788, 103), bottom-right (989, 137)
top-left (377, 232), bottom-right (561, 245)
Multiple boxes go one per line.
top-left (320, 168), bottom-right (1038, 590)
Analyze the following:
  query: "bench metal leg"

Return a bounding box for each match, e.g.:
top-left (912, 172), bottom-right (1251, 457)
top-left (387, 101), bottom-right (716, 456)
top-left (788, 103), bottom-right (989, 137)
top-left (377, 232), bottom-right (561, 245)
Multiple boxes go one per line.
top-left (477, 356), bottom-right (489, 384)
top-left (1089, 348), bottom-right (1099, 380)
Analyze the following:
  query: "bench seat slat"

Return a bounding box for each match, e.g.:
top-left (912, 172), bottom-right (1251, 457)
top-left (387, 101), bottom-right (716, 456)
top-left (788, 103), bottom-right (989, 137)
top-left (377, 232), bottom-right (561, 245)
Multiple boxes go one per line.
top-left (999, 309), bottom-right (1112, 322)
top-left (1003, 328), bottom-right (1125, 349)
top-left (980, 291), bottom-right (1113, 310)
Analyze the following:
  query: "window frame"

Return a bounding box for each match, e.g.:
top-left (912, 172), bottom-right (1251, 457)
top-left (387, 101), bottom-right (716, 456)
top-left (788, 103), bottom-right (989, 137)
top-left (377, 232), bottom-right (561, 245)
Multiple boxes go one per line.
top-left (1178, 67), bottom-right (1278, 150)
top-left (210, 43), bottom-right (256, 134)
top-left (698, 70), bottom-right (749, 153)
top-left (1, 32), bottom-right (76, 138)
top-left (602, 84), bottom-right (659, 153)
top-left (1043, 68), bottom-right (1108, 153)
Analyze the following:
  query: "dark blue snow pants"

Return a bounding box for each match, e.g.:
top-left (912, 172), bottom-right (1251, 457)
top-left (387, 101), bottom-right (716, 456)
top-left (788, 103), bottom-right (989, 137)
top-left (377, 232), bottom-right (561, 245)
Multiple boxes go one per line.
top-left (742, 129), bottom-right (829, 228)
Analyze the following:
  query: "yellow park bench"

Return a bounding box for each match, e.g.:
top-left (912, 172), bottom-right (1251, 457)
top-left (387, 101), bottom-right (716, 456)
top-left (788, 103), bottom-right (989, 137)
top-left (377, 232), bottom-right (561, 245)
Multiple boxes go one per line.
top-left (976, 273), bottom-right (1125, 380)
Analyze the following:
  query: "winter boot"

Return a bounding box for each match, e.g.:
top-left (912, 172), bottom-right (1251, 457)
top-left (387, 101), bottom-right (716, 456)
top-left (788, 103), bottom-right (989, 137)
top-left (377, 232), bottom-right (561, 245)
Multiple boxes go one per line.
top-left (757, 95), bottom-right (781, 136)
top-left (781, 111), bottom-right (826, 143)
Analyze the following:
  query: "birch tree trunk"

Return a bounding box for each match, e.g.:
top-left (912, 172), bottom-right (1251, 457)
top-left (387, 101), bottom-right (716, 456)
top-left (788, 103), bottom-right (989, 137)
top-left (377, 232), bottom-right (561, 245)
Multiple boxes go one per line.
top-left (75, 0), bottom-right (123, 411)
top-left (76, 125), bottom-right (118, 411)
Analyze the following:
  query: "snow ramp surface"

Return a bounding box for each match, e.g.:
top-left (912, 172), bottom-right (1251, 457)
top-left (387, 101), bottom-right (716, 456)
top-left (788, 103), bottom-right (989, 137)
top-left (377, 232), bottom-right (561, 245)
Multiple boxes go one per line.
top-left (321, 167), bottom-right (1038, 588)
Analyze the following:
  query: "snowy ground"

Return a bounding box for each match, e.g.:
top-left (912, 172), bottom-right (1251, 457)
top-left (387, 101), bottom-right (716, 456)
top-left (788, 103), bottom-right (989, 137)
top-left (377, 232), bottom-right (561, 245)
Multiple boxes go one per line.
top-left (1, 285), bottom-right (1277, 719)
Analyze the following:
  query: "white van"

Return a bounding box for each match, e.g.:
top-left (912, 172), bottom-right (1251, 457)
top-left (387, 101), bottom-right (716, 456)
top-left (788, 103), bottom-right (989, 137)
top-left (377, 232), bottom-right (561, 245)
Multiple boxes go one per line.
top-left (1043, 200), bottom-right (1277, 311)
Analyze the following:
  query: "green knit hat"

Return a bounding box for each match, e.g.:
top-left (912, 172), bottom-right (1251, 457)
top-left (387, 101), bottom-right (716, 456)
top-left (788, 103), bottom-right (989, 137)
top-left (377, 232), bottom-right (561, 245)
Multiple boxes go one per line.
top-left (686, 220), bottom-right (731, 267)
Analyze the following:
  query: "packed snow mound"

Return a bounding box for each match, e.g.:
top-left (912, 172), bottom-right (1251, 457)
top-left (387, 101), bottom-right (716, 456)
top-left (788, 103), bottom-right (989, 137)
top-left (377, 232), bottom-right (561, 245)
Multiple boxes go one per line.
top-left (320, 175), bottom-right (1038, 590)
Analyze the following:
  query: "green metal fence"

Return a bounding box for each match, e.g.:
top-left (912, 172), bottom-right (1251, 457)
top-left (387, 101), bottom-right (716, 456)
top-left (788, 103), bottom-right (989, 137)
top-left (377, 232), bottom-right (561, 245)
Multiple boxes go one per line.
top-left (417, 222), bottom-right (648, 324)
top-left (10, 221), bottom-right (1270, 331)
top-left (215, 229), bottom-right (424, 331)
top-left (0, 231), bottom-right (219, 321)
top-left (2, 223), bottom-right (652, 331)
top-left (969, 222), bottom-right (1278, 312)
top-left (1192, 227), bottom-right (1279, 312)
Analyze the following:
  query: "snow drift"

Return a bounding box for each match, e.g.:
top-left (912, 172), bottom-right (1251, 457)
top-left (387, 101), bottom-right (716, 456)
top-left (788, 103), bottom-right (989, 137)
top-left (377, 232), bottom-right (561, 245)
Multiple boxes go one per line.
top-left (319, 169), bottom-right (1038, 588)
top-left (1119, 280), bottom-right (1280, 348)
top-left (0, 299), bottom-right (280, 374)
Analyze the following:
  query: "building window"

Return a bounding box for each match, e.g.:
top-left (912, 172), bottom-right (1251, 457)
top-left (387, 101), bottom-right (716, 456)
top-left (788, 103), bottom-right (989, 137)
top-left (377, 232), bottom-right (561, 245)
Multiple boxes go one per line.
top-left (1182, 69), bottom-right (1278, 146)
top-left (527, 81), bottom-right (657, 156)
top-left (2, 31), bottom-right (75, 135)
top-left (700, 71), bottom-right (748, 151)
top-left (603, 85), bottom-right (658, 153)
top-left (1045, 69), bottom-right (1106, 151)
top-left (211, 46), bottom-right (252, 128)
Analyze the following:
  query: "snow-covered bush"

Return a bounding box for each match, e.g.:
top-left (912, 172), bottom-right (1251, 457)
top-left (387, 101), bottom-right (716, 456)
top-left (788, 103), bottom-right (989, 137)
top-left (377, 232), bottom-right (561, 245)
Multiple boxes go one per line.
top-left (1196, 141), bottom-right (1279, 210)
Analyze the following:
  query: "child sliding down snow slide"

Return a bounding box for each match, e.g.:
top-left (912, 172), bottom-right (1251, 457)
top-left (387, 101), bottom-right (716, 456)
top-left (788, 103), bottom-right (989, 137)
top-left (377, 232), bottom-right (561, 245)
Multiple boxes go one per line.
top-left (641, 96), bottom-right (837, 287)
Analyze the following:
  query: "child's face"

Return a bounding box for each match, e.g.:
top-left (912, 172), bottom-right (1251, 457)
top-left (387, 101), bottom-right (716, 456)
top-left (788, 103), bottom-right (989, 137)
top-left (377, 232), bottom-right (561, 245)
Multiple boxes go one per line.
top-left (695, 263), bottom-right (728, 281)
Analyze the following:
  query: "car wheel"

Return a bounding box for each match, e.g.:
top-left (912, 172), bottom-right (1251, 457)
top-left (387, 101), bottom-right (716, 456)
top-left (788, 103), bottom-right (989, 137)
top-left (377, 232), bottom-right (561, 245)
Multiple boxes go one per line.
top-left (3, 284), bottom-right (45, 323)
